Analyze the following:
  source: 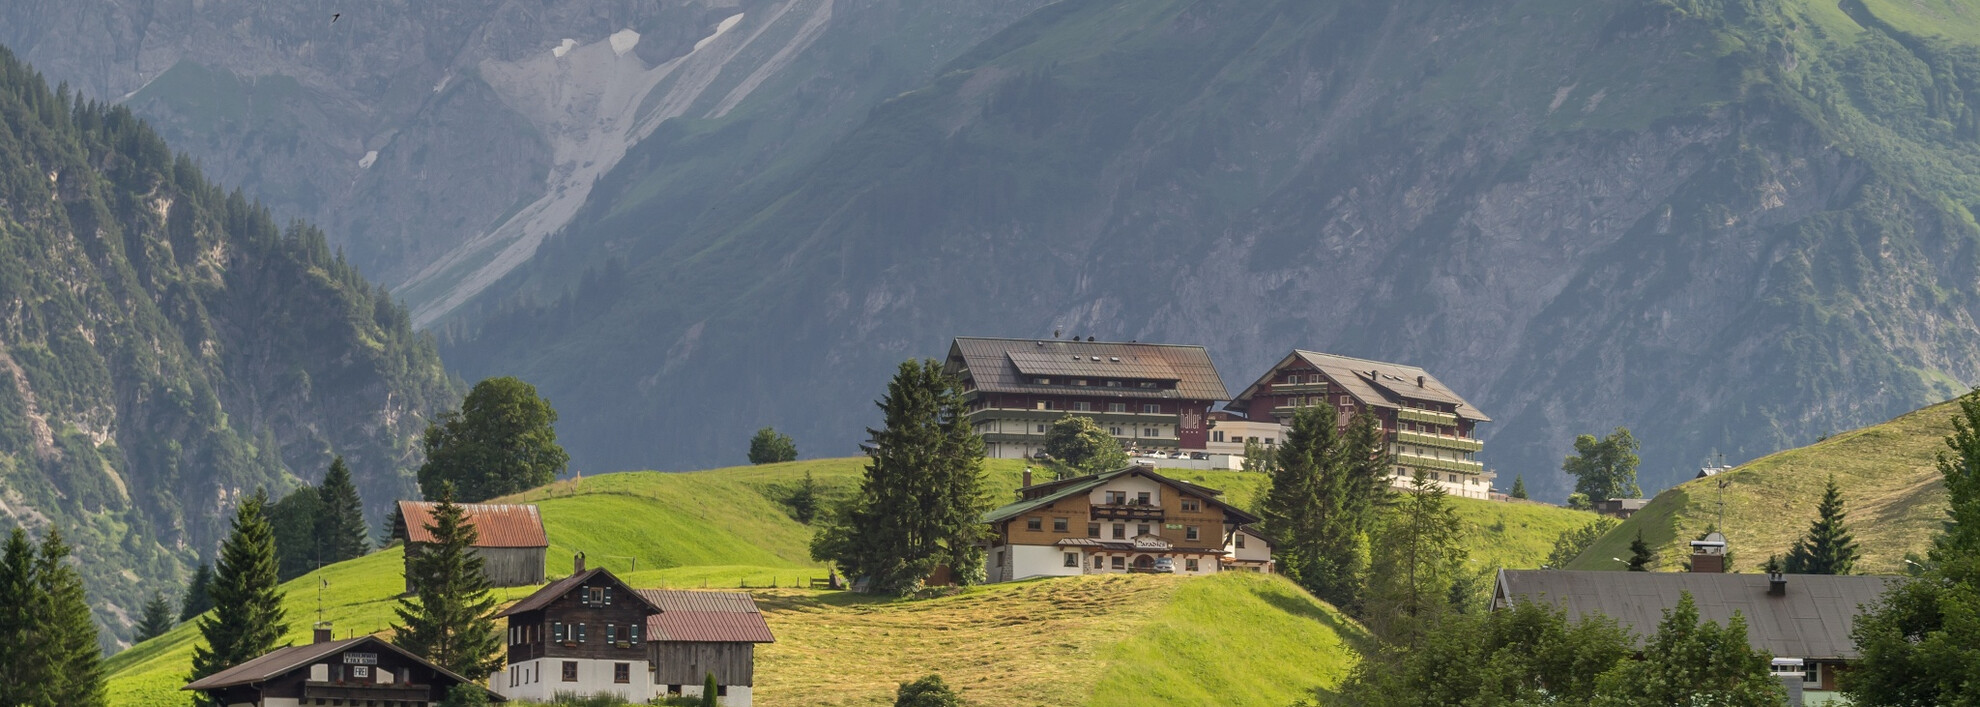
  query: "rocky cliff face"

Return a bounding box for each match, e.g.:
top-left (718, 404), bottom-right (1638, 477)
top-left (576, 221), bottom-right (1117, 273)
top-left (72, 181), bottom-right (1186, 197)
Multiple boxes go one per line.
top-left (449, 0), bottom-right (1980, 498)
top-left (0, 46), bottom-right (455, 646)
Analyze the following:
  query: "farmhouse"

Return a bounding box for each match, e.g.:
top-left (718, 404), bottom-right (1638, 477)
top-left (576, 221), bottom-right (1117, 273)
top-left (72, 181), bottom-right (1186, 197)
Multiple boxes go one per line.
top-left (982, 463), bottom-right (1268, 582)
top-left (1493, 563), bottom-right (1899, 705)
top-left (493, 562), bottom-right (774, 706)
top-left (397, 500), bottom-right (548, 591)
top-left (945, 337), bottom-right (1231, 460)
top-left (1224, 350), bottom-right (1494, 499)
top-left (183, 623), bottom-right (503, 706)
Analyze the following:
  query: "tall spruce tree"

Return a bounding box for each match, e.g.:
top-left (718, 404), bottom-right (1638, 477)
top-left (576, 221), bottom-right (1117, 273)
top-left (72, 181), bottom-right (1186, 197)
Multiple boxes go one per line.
top-left (1845, 389), bottom-right (1980, 704)
top-left (391, 483), bottom-right (504, 679)
top-left (268, 485), bottom-right (325, 581)
top-left (0, 528), bottom-right (47, 705)
top-left (1626, 531), bottom-right (1655, 571)
top-left (180, 561), bottom-right (214, 622)
top-left (191, 490), bottom-right (287, 701)
top-left (1784, 475), bottom-right (1858, 575)
top-left (316, 457), bottom-right (371, 564)
top-left (1262, 404), bottom-right (1352, 605)
top-left (1364, 471), bottom-right (1468, 647)
top-left (1509, 475), bottom-right (1528, 500)
top-left (810, 359), bottom-right (990, 594)
top-left (36, 530), bottom-right (106, 707)
top-left (135, 591), bottom-right (176, 642)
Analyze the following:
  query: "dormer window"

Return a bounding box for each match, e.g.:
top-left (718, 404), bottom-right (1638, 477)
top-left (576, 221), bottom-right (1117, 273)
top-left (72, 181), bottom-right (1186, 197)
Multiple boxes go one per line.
top-left (583, 586), bottom-right (612, 606)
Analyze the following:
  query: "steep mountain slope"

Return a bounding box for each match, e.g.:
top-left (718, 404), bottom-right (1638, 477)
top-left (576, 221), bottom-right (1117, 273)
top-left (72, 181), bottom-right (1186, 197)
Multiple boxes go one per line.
top-left (0, 0), bottom-right (1059, 320)
top-left (447, 0), bottom-right (1980, 498)
top-left (0, 47), bottom-right (454, 646)
top-left (1568, 393), bottom-right (1967, 574)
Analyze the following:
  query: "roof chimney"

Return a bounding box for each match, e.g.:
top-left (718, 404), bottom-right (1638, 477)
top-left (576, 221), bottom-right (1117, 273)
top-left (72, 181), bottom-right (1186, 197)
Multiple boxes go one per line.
top-left (313, 622), bottom-right (334, 644)
top-left (1689, 532), bottom-right (1728, 573)
top-left (1416, 375), bottom-right (1425, 387)
top-left (574, 552), bottom-right (586, 574)
top-left (1768, 570), bottom-right (1787, 597)
top-left (1022, 467), bottom-right (1033, 489)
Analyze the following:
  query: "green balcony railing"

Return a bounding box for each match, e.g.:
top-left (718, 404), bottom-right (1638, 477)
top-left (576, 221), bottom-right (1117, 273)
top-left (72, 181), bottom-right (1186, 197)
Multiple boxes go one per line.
top-left (1395, 430), bottom-right (1484, 453)
top-left (1394, 451), bottom-right (1484, 474)
top-left (1396, 408), bottom-right (1459, 426)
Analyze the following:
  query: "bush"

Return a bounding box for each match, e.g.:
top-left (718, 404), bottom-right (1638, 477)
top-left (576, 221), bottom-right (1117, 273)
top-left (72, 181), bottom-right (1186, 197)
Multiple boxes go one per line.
top-left (894, 674), bottom-right (964, 707)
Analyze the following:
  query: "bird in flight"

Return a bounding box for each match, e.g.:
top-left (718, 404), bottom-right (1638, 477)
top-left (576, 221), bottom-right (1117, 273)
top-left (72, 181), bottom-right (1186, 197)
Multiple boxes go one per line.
top-left (332, 13), bottom-right (341, 22)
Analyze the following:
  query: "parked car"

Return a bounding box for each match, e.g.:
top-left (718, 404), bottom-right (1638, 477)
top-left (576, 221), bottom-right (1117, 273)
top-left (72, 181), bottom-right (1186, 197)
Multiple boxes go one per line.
top-left (1153, 558), bottom-right (1176, 573)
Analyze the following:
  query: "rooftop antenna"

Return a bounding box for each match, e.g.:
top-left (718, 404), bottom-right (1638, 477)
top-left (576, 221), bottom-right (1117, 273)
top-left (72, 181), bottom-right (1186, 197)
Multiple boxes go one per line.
top-left (317, 577), bottom-right (328, 625)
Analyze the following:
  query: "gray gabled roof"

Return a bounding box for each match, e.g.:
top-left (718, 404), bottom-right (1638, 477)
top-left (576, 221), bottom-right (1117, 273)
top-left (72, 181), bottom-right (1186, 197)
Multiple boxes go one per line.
top-left (982, 465), bottom-right (1258, 525)
top-left (1228, 350), bottom-right (1491, 422)
top-left (947, 337), bottom-right (1230, 401)
top-left (182, 635), bottom-right (503, 700)
top-left (1494, 570), bottom-right (1903, 660)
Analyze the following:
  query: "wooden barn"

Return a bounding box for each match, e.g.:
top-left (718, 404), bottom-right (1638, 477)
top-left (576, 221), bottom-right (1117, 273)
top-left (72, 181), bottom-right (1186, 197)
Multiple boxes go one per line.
top-left (639, 588), bottom-right (777, 704)
top-left (397, 500), bottom-right (548, 592)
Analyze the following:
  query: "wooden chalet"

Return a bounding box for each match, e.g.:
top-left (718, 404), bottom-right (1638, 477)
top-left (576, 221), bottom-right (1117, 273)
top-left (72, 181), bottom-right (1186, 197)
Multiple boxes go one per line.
top-left (183, 624), bottom-right (502, 706)
top-left (493, 561), bottom-right (774, 706)
top-left (397, 500), bottom-right (548, 591)
top-left (982, 463), bottom-right (1268, 582)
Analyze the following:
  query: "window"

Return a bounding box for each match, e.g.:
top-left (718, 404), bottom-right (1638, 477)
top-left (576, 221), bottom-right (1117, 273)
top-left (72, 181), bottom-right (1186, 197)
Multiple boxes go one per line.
top-left (1074, 401), bottom-right (1092, 411)
top-left (1072, 379), bottom-right (1088, 386)
top-left (1105, 380), bottom-right (1122, 388)
top-left (1212, 431), bottom-right (1225, 442)
top-left (1145, 428), bottom-right (1158, 437)
top-left (1265, 438), bottom-right (1275, 445)
top-left (1034, 378), bottom-right (1051, 385)
top-left (1110, 426), bottom-right (1123, 435)
top-left (1053, 517), bottom-right (1069, 533)
top-left (1449, 474), bottom-right (1458, 483)
top-left (1139, 381), bottom-right (1158, 389)
top-left (1064, 553), bottom-right (1078, 568)
top-left (1112, 556), bottom-right (1126, 569)
top-left (1108, 403), bottom-right (1127, 413)
top-left (1137, 524), bottom-right (1150, 536)
top-left (614, 663), bottom-right (631, 684)
top-left (1026, 517), bottom-right (1042, 531)
top-left (1037, 424), bottom-right (1048, 433)
top-left (1106, 491), bottom-right (1126, 504)
top-left (1181, 499), bottom-right (1200, 512)
top-left (1136, 492), bottom-right (1151, 505)
top-left (1142, 404), bottom-right (1160, 414)
top-left (562, 661), bottom-right (578, 682)
top-left (1288, 396), bottom-right (1302, 407)
top-left (1186, 559), bottom-right (1199, 572)
top-left (586, 586), bottom-right (609, 605)
top-left (1286, 374), bottom-right (1300, 384)
top-left (1235, 534), bottom-right (1246, 549)
top-left (668, 685), bottom-right (683, 695)
top-left (1340, 395), bottom-right (1351, 404)
top-left (1087, 523), bottom-right (1100, 537)
top-left (1113, 524), bottom-right (1126, 539)
top-left (1036, 400), bottom-right (1052, 410)
top-left (1093, 555), bottom-right (1104, 569)
top-left (1186, 526), bottom-right (1200, 541)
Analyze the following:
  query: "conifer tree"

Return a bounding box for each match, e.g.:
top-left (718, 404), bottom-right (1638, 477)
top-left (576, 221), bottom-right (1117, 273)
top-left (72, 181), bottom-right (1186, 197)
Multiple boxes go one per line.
top-left (268, 485), bottom-right (324, 581)
top-left (36, 530), bottom-right (106, 707)
top-left (1784, 475), bottom-right (1858, 575)
top-left (0, 528), bottom-right (47, 705)
top-left (1626, 531), bottom-right (1654, 571)
top-left (1263, 404), bottom-right (1350, 605)
top-left (191, 490), bottom-right (287, 702)
top-left (788, 471), bottom-right (820, 524)
top-left (1339, 408), bottom-right (1394, 531)
top-left (1365, 471), bottom-right (1467, 647)
top-left (391, 483), bottom-right (504, 680)
top-left (316, 457), bottom-right (370, 564)
top-left (1509, 475), bottom-right (1528, 499)
top-left (701, 671), bottom-right (720, 707)
top-left (180, 561), bottom-right (214, 622)
top-left (810, 359), bottom-right (990, 594)
top-left (135, 591), bottom-right (176, 642)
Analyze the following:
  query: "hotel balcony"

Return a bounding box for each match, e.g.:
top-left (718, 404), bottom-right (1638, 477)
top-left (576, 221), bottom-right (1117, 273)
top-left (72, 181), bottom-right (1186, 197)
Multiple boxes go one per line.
top-left (1271, 382), bottom-right (1330, 394)
top-left (1091, 504), bottom-right (1165, 521)
top-left (1395, 429), bottom-right (1484, 453)
top-left (967, 407), bottom-right (1176, 424)
top-left (1394, 450), bottom-right (1485, 475)
top-left (1396, 408), bottom-right (1459, 426)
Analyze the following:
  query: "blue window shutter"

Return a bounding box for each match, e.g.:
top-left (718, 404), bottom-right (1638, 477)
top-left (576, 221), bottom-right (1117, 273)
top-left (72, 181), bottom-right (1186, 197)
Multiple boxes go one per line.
top-left (553, 622), bottom-right (565, 642)
top-left (605, 586), bottom-right (613, 605)
top-left (607, 624), bottom-right (616, 642)
top-left (579, 623), bottom-right (587, 643)
top-left (630, 623), bottom-right (642, 643)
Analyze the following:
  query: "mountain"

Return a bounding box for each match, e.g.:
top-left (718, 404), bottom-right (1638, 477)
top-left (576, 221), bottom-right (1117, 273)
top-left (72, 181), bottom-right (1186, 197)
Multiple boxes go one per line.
top-left (0, 46), bottom-right (454, 646)
top-left (0, 0), bottom-right (1060, 322)
top-left (112, 457), bottom-right (1590, 706)
top-left (435, 0), bottom-right (1980, 497)
top-left (1568, 393), bottom-right (1967, 574)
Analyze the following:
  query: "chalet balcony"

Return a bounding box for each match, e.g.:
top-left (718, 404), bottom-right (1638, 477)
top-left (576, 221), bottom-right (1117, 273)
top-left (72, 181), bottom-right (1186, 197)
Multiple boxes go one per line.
top-left (302, 682), bottom-right (431, 702)
top-left (1271, 382), bottom-right (1329, 394)
top-left (1396, 408), bottom-right (1459, 426)
top-left (1394, 450), bottom-right (1484, 474)
top-left (966, 408), bottom-right (1176, 424)
top-left (1395, 430), bottom-right (1484, 453)
top-left (1091, 504), bottom-right (1164, 521)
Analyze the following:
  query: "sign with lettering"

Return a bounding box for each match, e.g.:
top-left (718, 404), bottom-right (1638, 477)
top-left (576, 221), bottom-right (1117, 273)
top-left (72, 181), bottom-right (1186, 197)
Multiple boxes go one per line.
top-left (1132, 536), bottom-right (1171, 550)
top-left (1164, 524), bottom-right (1183, 529)
top-left (343, 653), bottom-right (378, 666)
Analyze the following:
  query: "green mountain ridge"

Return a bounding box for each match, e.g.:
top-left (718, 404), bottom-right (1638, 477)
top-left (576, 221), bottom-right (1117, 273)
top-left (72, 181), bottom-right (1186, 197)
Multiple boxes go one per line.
top-left (0, 46), bottom-right (456, 646)
top-left (443, 0), bottom-right (1980, 500)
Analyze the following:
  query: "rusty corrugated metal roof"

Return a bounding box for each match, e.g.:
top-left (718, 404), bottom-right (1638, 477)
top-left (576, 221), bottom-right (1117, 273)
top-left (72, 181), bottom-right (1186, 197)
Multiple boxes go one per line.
top-left (398, 501), bottom-right (548, 548)
top-left (947, 337), bottom-right (1230, 401)
top-left (637, 590), bottom-right (776, 643)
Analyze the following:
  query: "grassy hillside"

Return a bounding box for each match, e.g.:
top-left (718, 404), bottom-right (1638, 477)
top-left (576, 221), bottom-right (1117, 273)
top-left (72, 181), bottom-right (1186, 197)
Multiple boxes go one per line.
top-left (106, 456), bottom-right (1586, 705)
top-left (1569, 396), bottom-right (1964, 574)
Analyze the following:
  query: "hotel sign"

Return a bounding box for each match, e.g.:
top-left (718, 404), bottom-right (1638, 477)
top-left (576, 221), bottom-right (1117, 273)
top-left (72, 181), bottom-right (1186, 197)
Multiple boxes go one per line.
top-left (343, 653), bottom-right (378, 665)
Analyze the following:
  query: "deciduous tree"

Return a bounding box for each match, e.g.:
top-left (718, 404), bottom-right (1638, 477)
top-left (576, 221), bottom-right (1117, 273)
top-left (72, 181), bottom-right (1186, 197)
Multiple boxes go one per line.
top-left (893, 674), bottom-right (964, 707)
top-left (1545, 517), bottom-right (1618, 568)
top-left (1562, 427), bottom-right (1641, 502)
top-left (418, 377), bottom-right (568, 502)
top-left (1785, 475), bottom-right (1858, 575)
top-left (810, 360), bottom-right (990, 594)
top-left (1592, 593), bottom-right (1784, 706)
top-left (1337, 598), bottom-right (1630, 706)
top-left (191, 490), bottom-right (287, 705)
top-left (748, 427), bottom-right (799, 465)
top-left (392, 484), bottom-right (504, 680)
top-left (1042, 414), bottom-right (1127, 478)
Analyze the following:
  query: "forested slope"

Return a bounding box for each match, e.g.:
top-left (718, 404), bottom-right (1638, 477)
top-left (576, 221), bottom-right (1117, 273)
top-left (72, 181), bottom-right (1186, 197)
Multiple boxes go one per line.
top-left (0, 46), bottom-right (456, 646)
